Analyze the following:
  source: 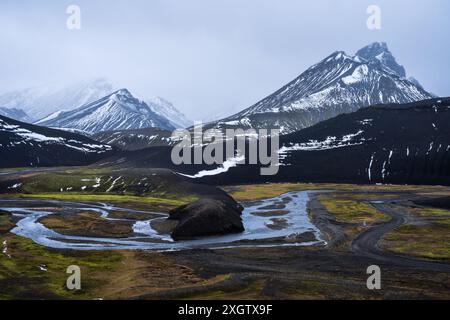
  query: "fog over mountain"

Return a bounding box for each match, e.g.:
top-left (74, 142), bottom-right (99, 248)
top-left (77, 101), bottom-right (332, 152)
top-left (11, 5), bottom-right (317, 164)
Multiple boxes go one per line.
top-left (0, 78), bottom-right (191, 129)
top-left (36, 89), bottom-right (176, 133)
top-left (0, 0), bottom-right (449, 120)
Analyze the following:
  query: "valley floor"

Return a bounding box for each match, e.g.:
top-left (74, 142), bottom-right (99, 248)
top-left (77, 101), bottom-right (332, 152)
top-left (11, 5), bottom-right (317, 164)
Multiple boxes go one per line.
top-left (1, 182), bottom-right (450, 299)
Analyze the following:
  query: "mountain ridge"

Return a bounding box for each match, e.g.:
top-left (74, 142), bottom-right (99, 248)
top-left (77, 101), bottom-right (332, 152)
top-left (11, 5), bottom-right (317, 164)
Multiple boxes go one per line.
top-left (0, 107), bottom-right (31, 123)
top-left (208, 42), bottom-right (432, 134)
top-left (146, 97), bottom-right (192, 129)
top-left (0, 79), bottom-right (115, 120)
top-left (36, 89), bottom-right (176, 134)
top-left (0, 78), bottom-right (191, 129)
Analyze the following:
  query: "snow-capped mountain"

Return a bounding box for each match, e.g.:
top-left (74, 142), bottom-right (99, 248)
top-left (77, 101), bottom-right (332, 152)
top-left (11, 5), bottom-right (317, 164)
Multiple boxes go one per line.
top-left (0, 78), bottom-right (191, 130)
top-left (0, 114), bottom-right (114, 168)
top-left (0, 78), bottom-right (115, 120)
top-left (36, 89), bottom-right (176, 134)
top-left (146, 97), bottom-right (192, 128)
top-left (210, 42), bottom-right (433, 134)
top-left (0, 107), bottom-right (31, 123)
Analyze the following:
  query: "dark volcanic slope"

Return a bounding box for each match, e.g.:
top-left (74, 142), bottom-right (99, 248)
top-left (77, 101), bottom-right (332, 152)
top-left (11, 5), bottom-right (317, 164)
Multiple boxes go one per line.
top-left (0, 115), bottom-right (115, 168)
top-left (271, 97), bottom-right (450, 185)
top-left (0, 167), bottom-right (236, 204)
top-left (113, 97), bottom-right (450, 186)
top-left (93, 127), bottom-right (174, 151)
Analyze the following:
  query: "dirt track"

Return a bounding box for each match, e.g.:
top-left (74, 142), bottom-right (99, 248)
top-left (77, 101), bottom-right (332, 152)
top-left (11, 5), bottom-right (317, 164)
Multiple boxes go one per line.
top-left (352, 202), bottom-right (450, 272)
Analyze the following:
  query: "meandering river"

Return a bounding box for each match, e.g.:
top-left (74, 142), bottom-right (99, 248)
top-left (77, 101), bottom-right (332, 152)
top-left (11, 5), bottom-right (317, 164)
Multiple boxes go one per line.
top-left (0, 191), bottom-right (323, 251)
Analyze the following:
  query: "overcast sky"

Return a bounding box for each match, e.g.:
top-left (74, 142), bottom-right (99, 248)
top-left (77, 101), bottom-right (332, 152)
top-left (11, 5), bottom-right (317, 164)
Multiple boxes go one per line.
top-left (1, 0), bottom-right (449, 120)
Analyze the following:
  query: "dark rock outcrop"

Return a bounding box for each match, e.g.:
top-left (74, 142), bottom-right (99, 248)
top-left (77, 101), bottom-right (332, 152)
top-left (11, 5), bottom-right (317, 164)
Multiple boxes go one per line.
top-left (168, 198), bottom-right (244, 240)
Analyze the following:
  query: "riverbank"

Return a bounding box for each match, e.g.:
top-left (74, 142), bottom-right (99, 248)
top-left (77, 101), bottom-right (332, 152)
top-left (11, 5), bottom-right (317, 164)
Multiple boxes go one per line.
top-left (1, 183), bottom-right (450, 299)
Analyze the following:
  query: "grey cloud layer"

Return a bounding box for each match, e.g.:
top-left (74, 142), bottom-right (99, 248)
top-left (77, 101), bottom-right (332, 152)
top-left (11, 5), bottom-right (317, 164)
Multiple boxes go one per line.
top-left (0, 0), bottom-right (449, 119)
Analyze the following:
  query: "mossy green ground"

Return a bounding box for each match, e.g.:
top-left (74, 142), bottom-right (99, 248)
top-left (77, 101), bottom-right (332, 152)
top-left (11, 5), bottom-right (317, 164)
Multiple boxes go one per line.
top-left (7, 193), bottom-right (192, 207)
top-left (39, 211), bottom-right (135, 238)
top-left (0, 167), bottom-right (199, 201)
top-left (225, 183), bottom-right (445, 202)
top-left (0, 234), bottom-right (234, 300)
top-left (0, 167), bottom-right (198, 208)
top-left (410, 207), bottom-right (450, 217)
top-left (317, 195), bottom-right (388, 224)
top-left (381, 206), bottom-right (450, 260)
top-left (0, 212), bottom-right (14, 234)
top-left (0, 235), bottom-right (123, 299)
top-left (382, 221), bottom-right (450, 260)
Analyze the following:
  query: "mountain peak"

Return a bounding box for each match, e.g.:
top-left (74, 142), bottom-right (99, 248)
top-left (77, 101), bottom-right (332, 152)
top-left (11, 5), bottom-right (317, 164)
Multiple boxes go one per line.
top-left (326, 51), bottom-right (352, 61)
top-left (211, 43), bottom-right (432, 134)
top-left (108, 88), bottom-right (138, 104)
top-left (36, 88), bottom-right (176, 133)
top-left (113, 88), bottom-right (133, 98)
top-left (355, 42), bottom-right (406, 77)
top-left (356, 42), bottom-right (389, 59)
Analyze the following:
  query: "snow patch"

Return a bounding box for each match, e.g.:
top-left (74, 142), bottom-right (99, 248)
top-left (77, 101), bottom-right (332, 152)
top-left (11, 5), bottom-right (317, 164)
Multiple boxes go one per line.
top-left (342, 65), bottom-right (369, 85)
top-left (279, 130), bottom-right (365, 155)
top-left (178, 155), bottom-right (245, 178)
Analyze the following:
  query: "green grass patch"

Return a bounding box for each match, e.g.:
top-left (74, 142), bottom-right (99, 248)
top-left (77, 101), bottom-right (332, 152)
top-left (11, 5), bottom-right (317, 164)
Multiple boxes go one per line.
top-left (0, 211), bottom-right (15, 234)
top-left (381, 220), bottom-right (450, 260)
top-left (0, 168), bottom-right (200, 205)
top-left (225, 184), bottom-right (315, 201)
top-left (225, 183), bottom-right (446, 202)
top-left (411, 207), bottom-right (450, 217)
top-left (318, 195), bottom-right (388, 224)
top-left (39, 211), bottom-right (135, 238)
top-left (8, 193), bottom-right (193, 207)
top-left (0, 235), bottom-right (123, 299)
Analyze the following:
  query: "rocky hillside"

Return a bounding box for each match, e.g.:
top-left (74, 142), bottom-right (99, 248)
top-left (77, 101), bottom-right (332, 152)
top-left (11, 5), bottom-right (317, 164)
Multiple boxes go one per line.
top-left (0, 115), bottom-right (114, 168)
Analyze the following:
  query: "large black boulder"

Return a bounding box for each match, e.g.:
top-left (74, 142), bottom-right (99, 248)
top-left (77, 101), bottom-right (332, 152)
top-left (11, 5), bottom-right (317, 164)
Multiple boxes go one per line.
top-left (168, 198), bottom-right (244, 240)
